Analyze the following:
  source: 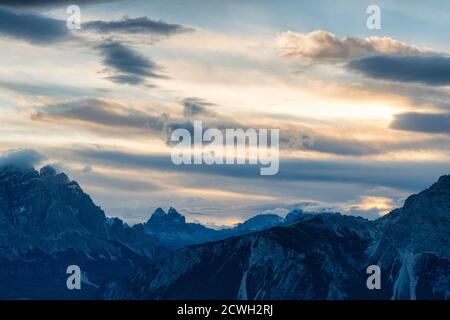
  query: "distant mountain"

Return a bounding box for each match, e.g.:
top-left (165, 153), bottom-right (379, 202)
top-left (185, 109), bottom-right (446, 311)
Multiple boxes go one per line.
top-left (103, 176), bottom-right (450, 300)
top-left (143, 208), bottom-right (287, 249)
top-left (0, 165), bottom-right (170, 299)
top-left (233, 213), bottom-right (284, 233)
top-left (144, 207), bottom-right (223, 249)
top-left (284, 209), bottom-right (318, 224)
top-left (103, 213), bottom-right (379, 299)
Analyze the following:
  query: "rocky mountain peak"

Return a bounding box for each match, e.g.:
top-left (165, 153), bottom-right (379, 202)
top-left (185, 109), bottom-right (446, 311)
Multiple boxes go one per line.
top-left (436, 174), bottom-right (450, 186)
top-left (0, 164), bottom-right (37, 179)
top-left (39, 165), bottom-right (70, 185)
top-left (39, 165), bottom-right (56, 178)
top-left (152, 207), bottom-right (166, 218)
top-left (396, 174), bottom-right (450, 222)
top-left (148, 207), bottom-right (186, 225)
top-left (167, 207), bottom-right (185, 223)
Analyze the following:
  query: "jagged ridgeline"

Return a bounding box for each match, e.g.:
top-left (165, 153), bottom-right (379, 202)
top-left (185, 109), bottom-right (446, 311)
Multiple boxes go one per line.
top-left (0, 164), bottom-right (449, 299)
top-left (0, 165), bottom-right (171, 299)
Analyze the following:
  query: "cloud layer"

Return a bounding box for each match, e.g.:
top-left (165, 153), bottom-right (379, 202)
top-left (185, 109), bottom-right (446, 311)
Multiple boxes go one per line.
top-left (72, 148), bottom-right (450, 191)
top-left (278, 30), bottom-right (428, 62)
top-left (31, 98), bottom-right (167, 134)
top-left (85, 16), bottom-right (194, 36)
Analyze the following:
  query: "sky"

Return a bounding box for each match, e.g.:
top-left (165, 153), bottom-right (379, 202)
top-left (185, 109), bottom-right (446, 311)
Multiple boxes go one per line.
top-left (0, 0), bottom-right (449, 226)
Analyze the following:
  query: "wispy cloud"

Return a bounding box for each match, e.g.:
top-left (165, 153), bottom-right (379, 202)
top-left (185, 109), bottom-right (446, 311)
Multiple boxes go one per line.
top-left (278, 30), bottom-right (429, 63)
top-left (85, 16), bottom-right (194, 36)
top-left (0, 80), bottom-right (96, 98)
top-left (31, 98), bottom-right (168, 134)
top-left (182, 97), bottom-right (215, 118)
top-left (96, 40), bottom-right (166, 85)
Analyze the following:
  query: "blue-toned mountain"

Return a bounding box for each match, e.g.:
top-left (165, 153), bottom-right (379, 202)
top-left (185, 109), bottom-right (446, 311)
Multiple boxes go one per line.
top-left (103, 177), bottom-right (450, 300)
top-left (143, 208), bottom-right (288, 249)
top-left (0, 165), bottom-right (170, 299)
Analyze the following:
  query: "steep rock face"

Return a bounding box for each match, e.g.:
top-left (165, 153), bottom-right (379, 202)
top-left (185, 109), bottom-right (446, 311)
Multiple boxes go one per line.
top-left (0, 165), bottom-right (170, 299)
top-left (368, 175), bottom-right (450, 299)
top-left (0, 165), bottom-right (107, 237)
top-left (108, 218), bottom-right (166, 260)
top-left (103, 176), bottom-right (450, 300)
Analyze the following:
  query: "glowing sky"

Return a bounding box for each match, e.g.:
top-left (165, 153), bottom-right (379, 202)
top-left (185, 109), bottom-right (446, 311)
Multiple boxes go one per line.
top-left (1, 0), bottom-right (449, 226)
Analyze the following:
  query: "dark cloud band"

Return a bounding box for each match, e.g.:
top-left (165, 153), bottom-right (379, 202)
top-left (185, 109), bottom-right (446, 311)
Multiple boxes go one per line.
top-left (72, 148), bottom-right (450, 191)
top-left (85, 16), bottom-right (193, 36)
top-left (0, 8), bottom-right (69, 44)
top-left (96, 40), bottom-right (165, 85)
top-left (347, 55), bottom-right (450, 86)
top-left (31, 98), bottom-right (167, 133)
top-left (391, 112), bottom-right (450, 134)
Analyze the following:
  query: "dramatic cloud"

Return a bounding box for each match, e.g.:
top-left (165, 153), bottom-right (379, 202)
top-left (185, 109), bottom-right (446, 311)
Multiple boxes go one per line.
top-left (85, 16), bottom-right (194, 36)
top-left (347, 55), bottom-right (450, 86)
top-left (0, 8), bottom-right (69, 44)
top-left (31, 98), bottom-right (167, 133)
top-left (31, 97), bottom-right (236, 142)
top-left (96, 40), bottom-right (165, 85)
top-left (72, 148), bottom-right (450, 191)
top-left (29, 97), bottom-right (450, 158)
top-left (0, 149), bottom-right (45, 168)
top-left (391, 112), bottom-right (450, 134)
top-left (278, 30), bottom-right (428, 63)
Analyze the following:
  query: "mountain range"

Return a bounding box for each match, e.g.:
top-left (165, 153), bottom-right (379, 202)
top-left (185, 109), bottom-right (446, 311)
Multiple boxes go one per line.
top-left (0, 164), bottom-right (299, 299)
top-left (0, 164), bottom-right (449, 299)
top-left (0, 165), bottom-right (170, 299)
top-left (103, 177), bottom-right (450, 300)
top-left (144, 207), bottom-right (288, 249)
